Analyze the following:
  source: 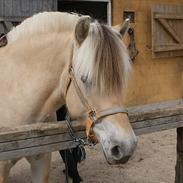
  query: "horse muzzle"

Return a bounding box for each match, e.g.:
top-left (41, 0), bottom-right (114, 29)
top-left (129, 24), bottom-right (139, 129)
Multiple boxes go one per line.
top-left (103, 138), bottom-right (137, 165)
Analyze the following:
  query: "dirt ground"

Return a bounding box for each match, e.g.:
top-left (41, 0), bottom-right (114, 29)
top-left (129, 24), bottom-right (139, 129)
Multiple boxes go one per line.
top-left (9, 129), bottom-right (176, 183)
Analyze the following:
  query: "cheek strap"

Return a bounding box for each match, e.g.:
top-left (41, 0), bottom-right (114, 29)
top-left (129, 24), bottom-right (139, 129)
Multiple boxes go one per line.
top-left (64, 64), bottom-right (128, 145)
top-left (85, 107), bottom-right (128, 144)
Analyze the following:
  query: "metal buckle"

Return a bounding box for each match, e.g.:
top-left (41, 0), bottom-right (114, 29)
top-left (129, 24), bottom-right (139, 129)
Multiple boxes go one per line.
top-left (88, 109), bottom-right (98, 122)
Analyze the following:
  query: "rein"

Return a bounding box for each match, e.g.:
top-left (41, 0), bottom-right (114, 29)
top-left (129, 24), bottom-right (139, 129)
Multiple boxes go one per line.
top-left (64, 65), bottom-right (128, 144)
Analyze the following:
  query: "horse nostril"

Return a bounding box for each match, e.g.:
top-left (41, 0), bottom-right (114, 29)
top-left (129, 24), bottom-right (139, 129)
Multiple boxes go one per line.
top-left (120, 155), bottom-right (130, 164)
top-left (111, 145), bottom-right (123, 160)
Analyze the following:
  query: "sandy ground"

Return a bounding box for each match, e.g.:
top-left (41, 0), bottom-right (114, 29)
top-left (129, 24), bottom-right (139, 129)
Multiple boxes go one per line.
top-left (9, 129), bottom-right (176, 183)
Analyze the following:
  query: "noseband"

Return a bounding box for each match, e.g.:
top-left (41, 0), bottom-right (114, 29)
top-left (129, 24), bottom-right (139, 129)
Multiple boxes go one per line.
top-left (65, 66), bottom-right (128, 143)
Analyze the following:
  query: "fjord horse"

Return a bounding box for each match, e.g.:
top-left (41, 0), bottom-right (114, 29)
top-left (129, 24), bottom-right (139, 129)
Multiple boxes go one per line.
top-left (0, 12), bottom-right (137, 183)
top-left (0, 32), bottom-right (83, 183)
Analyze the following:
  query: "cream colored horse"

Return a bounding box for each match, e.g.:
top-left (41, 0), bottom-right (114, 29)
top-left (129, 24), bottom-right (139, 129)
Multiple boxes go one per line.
top-left (0, 12), bottom-right (137, 183)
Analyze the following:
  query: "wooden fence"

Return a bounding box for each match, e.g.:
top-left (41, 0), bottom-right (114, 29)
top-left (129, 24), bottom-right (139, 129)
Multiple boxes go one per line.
top-left (0, 99), bottom-right (183, 182)
top-left (0, 99), bottom-right (183, 160)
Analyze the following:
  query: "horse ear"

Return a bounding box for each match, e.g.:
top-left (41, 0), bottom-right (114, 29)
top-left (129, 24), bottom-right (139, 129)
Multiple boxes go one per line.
top-left (113, 18), bottom-right (130, 38)
top-left (75, 16), bottom-right (91, 45)
top-left (0, 34), bottom-right (7, 47)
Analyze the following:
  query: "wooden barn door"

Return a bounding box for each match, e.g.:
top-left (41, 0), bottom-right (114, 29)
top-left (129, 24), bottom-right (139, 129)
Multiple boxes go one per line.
top-left (0, 0), bottom-right (57, 34)
top-left (0, 0), bottom-right (57, 22)
top-left (152, 4), bottom-right (183, 58)
top-left (57, 0), bottom-right (111, 25)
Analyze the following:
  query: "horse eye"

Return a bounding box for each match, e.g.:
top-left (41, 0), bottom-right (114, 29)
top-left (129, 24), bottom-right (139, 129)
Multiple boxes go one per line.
top-left (81, 75), bottom-right (87, 83)
top-left (81, 75), bottom-right (92, 87)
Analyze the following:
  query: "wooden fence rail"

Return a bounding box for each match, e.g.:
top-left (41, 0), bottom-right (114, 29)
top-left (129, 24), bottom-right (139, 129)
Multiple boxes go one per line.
top-left (0, 99), bottom-right (183, 161)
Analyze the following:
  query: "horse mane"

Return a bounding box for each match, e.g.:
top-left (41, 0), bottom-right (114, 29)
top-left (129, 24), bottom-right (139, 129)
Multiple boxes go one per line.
top-left (6, 11), bottom-right (131, 96)
top-left (73, 21), bottom-right (131, 96)
top-left (7, 12), bottom-right (80, 43)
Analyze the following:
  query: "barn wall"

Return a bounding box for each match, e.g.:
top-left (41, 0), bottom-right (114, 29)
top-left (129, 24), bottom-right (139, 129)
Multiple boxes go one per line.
top-left (0, 0), bottom-right (57, 21)
top-left (112, 0), bottom-right (183, 106)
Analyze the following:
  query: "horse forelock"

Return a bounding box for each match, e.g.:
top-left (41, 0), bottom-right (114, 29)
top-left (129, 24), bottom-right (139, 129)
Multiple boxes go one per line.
top-left (73, 21), bottom-right (132, 96)
top-left (7, 12), bottom-right (80, 43)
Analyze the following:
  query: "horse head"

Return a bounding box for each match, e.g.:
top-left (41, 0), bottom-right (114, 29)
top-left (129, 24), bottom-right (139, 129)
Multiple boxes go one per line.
top-left (65, 16), bottom-right (137, 164)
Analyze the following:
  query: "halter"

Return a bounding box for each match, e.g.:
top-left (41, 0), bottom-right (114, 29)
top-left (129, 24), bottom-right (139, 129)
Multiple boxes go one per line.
top-left (64, 65), bottom-right (128, 144)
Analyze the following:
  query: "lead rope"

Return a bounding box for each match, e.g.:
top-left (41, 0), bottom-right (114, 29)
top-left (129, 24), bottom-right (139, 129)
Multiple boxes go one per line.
top-left (64, 112), bottom-right (95, 183)
top-left (65, 112), bottom-right (94, 147)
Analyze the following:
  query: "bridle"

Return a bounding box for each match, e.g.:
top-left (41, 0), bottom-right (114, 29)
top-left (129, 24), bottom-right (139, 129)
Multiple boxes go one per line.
top-left (64, 65), bottom-right (128, 144)
top-left (1, 33), bottom-right (128, 143)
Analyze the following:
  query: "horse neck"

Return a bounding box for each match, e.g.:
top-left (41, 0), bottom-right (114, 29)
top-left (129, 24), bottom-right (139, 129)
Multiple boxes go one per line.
top-left (3, 32), bottom-right (74, 124)
top-left (35, 33), bottom-right (74, 119)
top-left (7, 12), bottom-right (80, 44)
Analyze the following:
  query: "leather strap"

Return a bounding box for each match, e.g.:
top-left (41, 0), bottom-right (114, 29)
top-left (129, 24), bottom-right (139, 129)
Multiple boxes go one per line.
top-left (68, 66), bottom-right (92, 111)
top-left (64, 66), bottom-right (128, 144)
top-left (85, 107), bottom-right (128, 144)
top-left (95, 107), bottom-right (128, 121)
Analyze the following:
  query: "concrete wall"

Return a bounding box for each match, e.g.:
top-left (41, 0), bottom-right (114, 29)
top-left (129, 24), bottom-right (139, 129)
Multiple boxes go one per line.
top-left (112, 0), bottom-right (183, 106)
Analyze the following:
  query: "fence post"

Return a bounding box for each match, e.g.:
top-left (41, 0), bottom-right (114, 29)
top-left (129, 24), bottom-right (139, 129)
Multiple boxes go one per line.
top-left (175, 127), bottom-right (183, 183)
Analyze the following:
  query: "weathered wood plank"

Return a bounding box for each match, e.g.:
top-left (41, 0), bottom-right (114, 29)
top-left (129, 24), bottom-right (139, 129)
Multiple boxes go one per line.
top-left (0, 121), bottom-right (84, 143)
top-left (157, 18), bottom-right (180, 43)
top-left (0, 99), bottom-right (183, 160)
top-left (154, 44), bottom-right (183, 52)
top-left (152, 4), bottom-right (183, 58)
top-left (175, 127), bottom-right (183, 183)
top-left (154, 13), bottom-right (183, 20)
top-left (0, 121), bottom-right (85, 160)
top-left (128, 99), bottom-right (183, 122)
top-left (0, 0), bottom-right (57, 20)
top-left (0, 140), bottom-right (79, 160)
top-left (131, 114), bottom-right (183, 130)
top-left (0, 131), bottom-right (85, 153)
top-left (134, 120), bottom-right (183, 136)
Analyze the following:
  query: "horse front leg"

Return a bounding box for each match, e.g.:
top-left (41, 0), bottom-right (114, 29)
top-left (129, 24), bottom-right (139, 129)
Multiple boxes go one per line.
top-left (0, 160), bottom-right (10, 183)
top-left (0, 159), bottom-right (19, 183)
top-left (26, 113), bottom-right (56, 183)
top-left (26, 153), bottom-right (51, 183)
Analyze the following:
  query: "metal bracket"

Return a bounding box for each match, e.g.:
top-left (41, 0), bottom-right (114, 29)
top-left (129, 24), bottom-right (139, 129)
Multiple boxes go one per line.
top-left (127, 27), bottom-right (139, 62)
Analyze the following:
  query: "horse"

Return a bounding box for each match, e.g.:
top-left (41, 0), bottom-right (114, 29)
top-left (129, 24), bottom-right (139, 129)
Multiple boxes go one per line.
top-left (0, 12), bottom-right (137, 183)
top-left (0, 28), bottom-right (83, 183)
top-left (0, 35), bottom-right (83, 183)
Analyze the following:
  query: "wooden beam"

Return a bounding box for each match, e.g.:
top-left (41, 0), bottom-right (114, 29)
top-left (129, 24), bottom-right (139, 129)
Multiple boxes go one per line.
top-left (154, 44), bottom-right (183, 52)
top-left (128, 100), bottom-right (183, 135)
top-left (156, 18), bottom-right (181, 43)
top-left (0, 100), bottom-right (183, 160)
top-left (175, 127), bottom-right (183, 183)
top-left (128, 99), bottom-right (183, 122)
top-left (154, 13), bottom-right (183, 20)
top-left (0, 17), bottom-right (24, 22)
top-left (0, 121), bottom-right (85, 160)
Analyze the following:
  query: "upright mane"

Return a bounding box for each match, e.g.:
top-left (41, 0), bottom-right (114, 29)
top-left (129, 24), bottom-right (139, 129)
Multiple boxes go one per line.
top-left (7, 12), bottom-right (80, 43)
top-left (6, 11), bottom-right (131, 96)
top-left (73, 21), bottom-right (131, 96)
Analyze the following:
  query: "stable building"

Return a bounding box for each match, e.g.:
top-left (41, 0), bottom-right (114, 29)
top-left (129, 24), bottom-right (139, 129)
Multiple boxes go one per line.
top-left (0, 0), bottom-right (183, 106)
